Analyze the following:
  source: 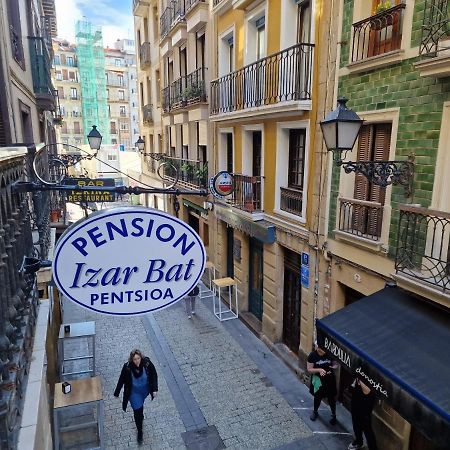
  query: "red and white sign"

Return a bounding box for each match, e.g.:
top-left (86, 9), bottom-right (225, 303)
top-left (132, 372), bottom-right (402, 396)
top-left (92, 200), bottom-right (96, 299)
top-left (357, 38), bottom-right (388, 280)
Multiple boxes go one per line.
top-left (210, 171), bottom-right (234, 199)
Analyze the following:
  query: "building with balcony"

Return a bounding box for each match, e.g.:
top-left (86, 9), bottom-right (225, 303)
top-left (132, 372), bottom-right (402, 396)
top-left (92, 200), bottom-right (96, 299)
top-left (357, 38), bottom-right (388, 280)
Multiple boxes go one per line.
top-left (321, 1), bottom-right (450, 449)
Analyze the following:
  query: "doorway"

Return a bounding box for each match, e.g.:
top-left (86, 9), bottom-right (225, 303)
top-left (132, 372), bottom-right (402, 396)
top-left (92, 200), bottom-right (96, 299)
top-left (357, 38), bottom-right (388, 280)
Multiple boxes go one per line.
top-left (282, 248), bottom-right (301, 354)
top-left (226, 226), bottom-right (234, 278)
top-left (248, 237), bottom-right (263, 321)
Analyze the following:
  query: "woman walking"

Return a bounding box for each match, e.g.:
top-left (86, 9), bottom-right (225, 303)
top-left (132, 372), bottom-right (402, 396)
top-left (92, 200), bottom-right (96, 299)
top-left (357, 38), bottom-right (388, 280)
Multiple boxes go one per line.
top-left (307, 342), bottom-right (338, 424)
top-left (114, 349), bottom-right (158, 444)
top-left (184, 284), bottom-right (200, 318)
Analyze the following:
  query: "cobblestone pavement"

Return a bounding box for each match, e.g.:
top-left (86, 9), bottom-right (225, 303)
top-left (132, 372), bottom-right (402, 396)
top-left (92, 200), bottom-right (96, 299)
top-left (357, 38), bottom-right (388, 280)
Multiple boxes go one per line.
top-left (62, 290), bottom-right (352, 450)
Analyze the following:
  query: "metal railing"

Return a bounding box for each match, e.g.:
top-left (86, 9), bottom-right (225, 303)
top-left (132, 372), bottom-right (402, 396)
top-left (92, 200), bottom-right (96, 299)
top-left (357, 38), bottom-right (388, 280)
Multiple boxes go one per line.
top-left (395, 204), bottom-right (450, 292)
top-left (186, 0), bottom-right (205, 13)
top-left (139, 42), bottom-right (151, 69)
top-left (351, 3), bottom-right (406, 62)
top-left (210, 43), bottom-right (314, 115)
top-left (230, 174), bottom-right (263, 213)
top-left (170, 76), bottom-right (187, 110)
top-left (338, 198), bottom-right (384, 241)
top-left (280, 187), bottom-right (303, 216)
top-left (160, 7), bottom-right (172, 39)
top-left (0, 146), bottom-right (49, 449)
top-left (142, 104), bottom-right (153, 123)
top-left (420, 0), bottom-right (450, 56)
top-left (161, 156), bottom-right (208, 188)
top-left (213, 0), bottom-right (223, 6)
top-left (185, 68), bottom-right (207, 104)
top-left (162, 86), bottom-right (171, 113)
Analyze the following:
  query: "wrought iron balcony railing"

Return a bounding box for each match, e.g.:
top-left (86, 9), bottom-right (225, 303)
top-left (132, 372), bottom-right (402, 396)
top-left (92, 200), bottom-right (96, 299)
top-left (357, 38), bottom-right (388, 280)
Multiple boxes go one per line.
top-left (351, 3), bottom-right (406, 62)
top-left (142, 104), bottom-right (153, 123)
top-left (420, 0), bottom-right (450, 56)
top-left (170, 76), bottom-right (187, 110)
top-left (280, 186), bottom-right (303, 216)
top-left (160, 0), bottom-right (187, 40)
top-left (186, 0), bottom-right (205, 13)
top-left (395, 204), bottom-right (450, 292)
top-left (230, 174), bottom-right (263, 213)
top-left (28, 36), bottom-right (56, 111)
top-left (210, 43), bottom-right (314, 115)
top-left (213, 0), bottom-right (223, 6)
top-left (162, 86), bottom-right (171, 113)
top-left (160, 7), bottom-right (172, 40)
top-left (338, 198), bottom-right (384, 241)
top-left (161, 156), bottom-right (208, 189)
top-left (139, 42), bottom-right (151, 69)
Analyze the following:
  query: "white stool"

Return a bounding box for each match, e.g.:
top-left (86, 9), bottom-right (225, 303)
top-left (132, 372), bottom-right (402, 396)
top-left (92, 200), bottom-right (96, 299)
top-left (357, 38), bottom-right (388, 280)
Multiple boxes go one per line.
top-left (212, 277), bottom-right (238, 322)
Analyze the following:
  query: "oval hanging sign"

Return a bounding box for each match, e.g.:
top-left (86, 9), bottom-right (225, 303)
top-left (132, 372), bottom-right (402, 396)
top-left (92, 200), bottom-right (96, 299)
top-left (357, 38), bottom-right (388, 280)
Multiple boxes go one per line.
top-left (52, 207), bottom-right (206, 316)
top-left (210, 171), bottom-right (234, 199)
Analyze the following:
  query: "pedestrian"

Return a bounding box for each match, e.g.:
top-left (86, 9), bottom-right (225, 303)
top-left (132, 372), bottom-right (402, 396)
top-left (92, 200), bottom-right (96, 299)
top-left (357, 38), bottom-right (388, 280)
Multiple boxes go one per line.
top-left (114, 349), bottom-right (158, 445)
top-left (307, 341), bottom-right (338, 424)
top-left (184, 284), bottom-right (199, 318)
top-left (348, 378), bottom-right (378, 450)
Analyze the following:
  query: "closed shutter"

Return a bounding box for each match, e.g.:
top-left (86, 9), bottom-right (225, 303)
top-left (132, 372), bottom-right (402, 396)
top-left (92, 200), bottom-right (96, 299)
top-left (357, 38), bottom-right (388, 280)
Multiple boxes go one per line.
top-left (198, 121), bottom-right (207, 146)
top-left (170, 126), bottom-right (176, 148)
top-left (182, 123), bottom-right (189, 147)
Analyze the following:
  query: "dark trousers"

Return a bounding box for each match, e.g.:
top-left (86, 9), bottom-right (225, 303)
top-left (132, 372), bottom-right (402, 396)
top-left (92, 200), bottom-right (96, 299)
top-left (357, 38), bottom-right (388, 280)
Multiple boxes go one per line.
top-left (352, 412), bottom-right (377, 450)
top-left (313, 390), bottom-right (336, 415)
top-left (133, 407), bottom-right (144, 433)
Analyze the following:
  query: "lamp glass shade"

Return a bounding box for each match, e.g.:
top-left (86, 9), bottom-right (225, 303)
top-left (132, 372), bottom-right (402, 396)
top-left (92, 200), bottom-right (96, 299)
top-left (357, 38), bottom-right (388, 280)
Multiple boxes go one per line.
top-left (320, 121), bottom-right (337, 151)
top-left (337, 121), bottom-right (363, 150)
top-left (87, 125), bottom-right (102, 151)
top-left (135, 136), bottom-right (145, 151)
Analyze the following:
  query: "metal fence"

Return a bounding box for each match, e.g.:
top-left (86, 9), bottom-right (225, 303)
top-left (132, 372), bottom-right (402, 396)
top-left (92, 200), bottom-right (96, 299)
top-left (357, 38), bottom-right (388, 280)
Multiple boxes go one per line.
top-left (280, 187), bottom-right (303, 216)
top-left (230, 174), bottom-right (263, 213)
top-left (420, 0), bottom-right (450, 56)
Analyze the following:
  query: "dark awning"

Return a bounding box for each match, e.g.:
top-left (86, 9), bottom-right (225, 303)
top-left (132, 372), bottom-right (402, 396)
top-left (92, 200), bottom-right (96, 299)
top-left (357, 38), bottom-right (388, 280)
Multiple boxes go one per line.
top-left (317, 287), bottom-right (450, 447)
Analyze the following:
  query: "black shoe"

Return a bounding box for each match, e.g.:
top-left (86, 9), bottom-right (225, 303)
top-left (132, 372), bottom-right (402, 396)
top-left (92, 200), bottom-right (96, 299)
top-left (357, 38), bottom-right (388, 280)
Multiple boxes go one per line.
top-left (329, 414), bottom-right (337, 425)
top-left (137, 430), bottom-right (143, 444)
top-left (310, 411), bottom-right (318, 421)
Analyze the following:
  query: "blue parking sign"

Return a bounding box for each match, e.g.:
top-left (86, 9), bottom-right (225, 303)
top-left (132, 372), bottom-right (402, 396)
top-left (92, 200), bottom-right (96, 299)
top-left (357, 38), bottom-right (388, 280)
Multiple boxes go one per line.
top-left (301, 266), bottom-right (310, 289)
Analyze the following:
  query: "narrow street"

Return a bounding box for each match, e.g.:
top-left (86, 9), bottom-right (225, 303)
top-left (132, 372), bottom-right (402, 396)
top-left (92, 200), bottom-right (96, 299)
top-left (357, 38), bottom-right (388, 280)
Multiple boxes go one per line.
top-left (63, 288), bottom-right (353, 450)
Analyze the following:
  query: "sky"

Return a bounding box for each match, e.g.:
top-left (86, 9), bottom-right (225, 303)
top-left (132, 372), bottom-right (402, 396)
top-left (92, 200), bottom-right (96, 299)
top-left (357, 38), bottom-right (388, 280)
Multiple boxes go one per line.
top-left (55, 0), bottom-right (135, 47)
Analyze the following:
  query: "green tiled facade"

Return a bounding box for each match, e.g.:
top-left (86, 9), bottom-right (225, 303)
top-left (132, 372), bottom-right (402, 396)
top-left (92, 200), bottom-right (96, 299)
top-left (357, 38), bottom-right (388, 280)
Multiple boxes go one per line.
top-left (329, 0), bottom-right (450, 254)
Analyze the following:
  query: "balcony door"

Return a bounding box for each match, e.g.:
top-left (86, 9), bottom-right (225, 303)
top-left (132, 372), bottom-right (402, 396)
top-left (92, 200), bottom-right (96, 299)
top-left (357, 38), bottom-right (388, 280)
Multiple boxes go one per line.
top-left (248, 237), bottom-right (263, 321)
top-left (226, 132), bottom-right (233, 174)
top-left (282, 248), bottom-right (301, 354)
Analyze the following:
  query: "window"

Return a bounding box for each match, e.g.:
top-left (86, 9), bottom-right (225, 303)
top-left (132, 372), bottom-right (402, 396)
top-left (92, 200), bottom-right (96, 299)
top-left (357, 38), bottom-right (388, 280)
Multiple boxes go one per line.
top-left (118, 74), bottom-right (124, 86)
top-left (297, 0), bottom-right (311, 44)
top-left (74, 122), bottom-right (81, 134)
top-left (107, 154), bottom-right (118, 161)
top-left (119, 90), bottom-right (125, 100)
top-left (69, 71), bottom-right (76, 81)
top-left (106, 89), bottom-right (109, 99)
top-left (70, 88), bottom-right (77, 99)
top-left (7, 0), bottom-right (24, 68)
top-left (67, 56), bottom-right (74, 66)
top-left (54, 55), bottom-right (61, 65)
top-left (120, 106), bottom-right (126, 116)
top-left (57, 87), bottom-right (64, 99)
top-left (228, 37), bottom-right (234, 73)
top-left (256, 17), bottom-right (266, 60)
top-left (115, 59), bottom-right (121, 67)
top-left (112, 139), bottom-right (117, 144)
top-left (108, 105), bottom-right (111, 116)
top-left (56, 72), bottom-right (62, 81)
top-left (120, 123), bottom-right (128, 131)
top-left (111, 121), bottom-right (117, 134)
top-left (75, 138), bottom-right (81, 144)
top-left (288, 129), bottom-right (306, 190)
top-left (196, 31), bottom-right (206, 70)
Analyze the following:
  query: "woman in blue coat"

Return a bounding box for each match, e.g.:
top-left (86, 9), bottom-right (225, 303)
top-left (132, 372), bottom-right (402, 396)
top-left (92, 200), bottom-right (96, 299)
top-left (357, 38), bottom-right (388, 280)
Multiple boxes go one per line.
top-left (114, 349), bottom-right (158, 444)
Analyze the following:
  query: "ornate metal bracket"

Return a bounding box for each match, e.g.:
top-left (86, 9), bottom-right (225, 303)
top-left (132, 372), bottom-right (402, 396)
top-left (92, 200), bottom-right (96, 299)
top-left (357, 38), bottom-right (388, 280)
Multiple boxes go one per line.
top-left (139, 152), bottom-right (166, 161)
top-left (58, 151), bottom-right (98, 167)
top-left (338, 155), bottom-right (415, 197)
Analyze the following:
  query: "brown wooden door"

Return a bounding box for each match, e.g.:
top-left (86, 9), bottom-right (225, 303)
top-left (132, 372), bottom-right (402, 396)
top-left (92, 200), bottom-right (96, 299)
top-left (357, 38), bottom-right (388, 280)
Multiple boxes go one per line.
top-left (248, 238), bottom-right (263, 321)
top-left (282, 249), bottom-right (301, 354)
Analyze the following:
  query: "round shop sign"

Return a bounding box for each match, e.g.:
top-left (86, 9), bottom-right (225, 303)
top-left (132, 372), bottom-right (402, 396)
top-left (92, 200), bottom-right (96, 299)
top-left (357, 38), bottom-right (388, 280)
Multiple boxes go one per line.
top-left (210, 171), bottom-right (234, 199)
top-left (52, 206), bottom-right (206, 316)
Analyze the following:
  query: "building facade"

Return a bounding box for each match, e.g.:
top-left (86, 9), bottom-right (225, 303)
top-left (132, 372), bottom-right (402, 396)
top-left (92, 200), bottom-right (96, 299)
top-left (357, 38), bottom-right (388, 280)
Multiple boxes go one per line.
top-left (320, 0), bottom-right (450, 449)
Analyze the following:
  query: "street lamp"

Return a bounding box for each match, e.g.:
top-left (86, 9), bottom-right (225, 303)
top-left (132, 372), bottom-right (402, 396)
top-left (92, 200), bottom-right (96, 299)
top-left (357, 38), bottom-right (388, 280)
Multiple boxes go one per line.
top-left (320, 97), bottom-right (414, 195)
top-left (87, 125), bottom-right (102, 151)
top-left (320, 97), bottom-right (363, 164)
top-left (135, 136), bottom-right (145, 152)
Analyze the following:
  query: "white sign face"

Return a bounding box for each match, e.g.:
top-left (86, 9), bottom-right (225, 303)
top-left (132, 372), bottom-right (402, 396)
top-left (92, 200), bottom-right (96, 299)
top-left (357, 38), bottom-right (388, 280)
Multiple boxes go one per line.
top-left (52, 207), bottom-right (206, 316)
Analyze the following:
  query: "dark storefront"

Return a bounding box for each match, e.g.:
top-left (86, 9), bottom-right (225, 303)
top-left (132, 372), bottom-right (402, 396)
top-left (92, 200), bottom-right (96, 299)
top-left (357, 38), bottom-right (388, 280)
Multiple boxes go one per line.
top-left (317, 286), bottom-right (450, 448)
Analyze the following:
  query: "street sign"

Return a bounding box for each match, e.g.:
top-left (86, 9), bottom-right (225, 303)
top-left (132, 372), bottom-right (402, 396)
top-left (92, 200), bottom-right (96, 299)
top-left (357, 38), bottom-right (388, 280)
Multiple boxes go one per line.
top-left (301, 252), bottom-right (309, 267)
top-left (301, 265), bottom-right (310, 289)
top-left (52, 206), bottom-right (206, 316)
top-left (63, 178), bottom-right (116, 203)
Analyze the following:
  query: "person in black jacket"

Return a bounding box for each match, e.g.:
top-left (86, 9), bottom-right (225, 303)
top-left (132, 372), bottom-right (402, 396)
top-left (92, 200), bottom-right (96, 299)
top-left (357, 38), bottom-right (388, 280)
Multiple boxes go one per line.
top-left (114, 349), bottom-right (158, 444)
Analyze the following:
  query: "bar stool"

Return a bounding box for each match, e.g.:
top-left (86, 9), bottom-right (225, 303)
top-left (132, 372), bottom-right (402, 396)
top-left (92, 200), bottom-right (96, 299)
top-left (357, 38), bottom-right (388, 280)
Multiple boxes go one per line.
top-left (212, 277), bottom-right (238, 321)
top-left (200, 261), bottom-right (218, 299)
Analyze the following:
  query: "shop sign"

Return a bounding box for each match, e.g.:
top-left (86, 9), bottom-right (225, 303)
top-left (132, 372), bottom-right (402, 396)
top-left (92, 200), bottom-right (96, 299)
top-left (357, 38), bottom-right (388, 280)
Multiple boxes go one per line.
top-left (52, 206), bottom-right (206, 316)
top-left (63, 178), bottom-right (115, 202)
top-left (209, 171), bottom-right (234, 199)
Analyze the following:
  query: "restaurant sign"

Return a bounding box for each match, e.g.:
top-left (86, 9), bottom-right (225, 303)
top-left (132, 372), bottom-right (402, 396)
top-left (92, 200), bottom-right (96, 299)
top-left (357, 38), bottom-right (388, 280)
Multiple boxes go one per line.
top-left (52, 207), bottom-right (206, 316)
top-left (63, 178), bottom-right (116, 203)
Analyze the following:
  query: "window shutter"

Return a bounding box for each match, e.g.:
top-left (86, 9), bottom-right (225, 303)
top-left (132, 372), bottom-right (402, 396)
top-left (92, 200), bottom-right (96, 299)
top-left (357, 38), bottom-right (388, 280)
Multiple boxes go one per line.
top-left (170, 126), bottom-right (177, 148)
top-left (198, 121), bottom-right (207, 146)
top-left (182, 124), bottom-right (189, 147)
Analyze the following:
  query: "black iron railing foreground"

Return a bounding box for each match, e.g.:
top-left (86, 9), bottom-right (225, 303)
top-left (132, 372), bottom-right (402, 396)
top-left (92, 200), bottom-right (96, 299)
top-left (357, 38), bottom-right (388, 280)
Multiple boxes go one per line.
top-left (395, 204), bottom-right (450, 292)
top-left (351, 4), bottom-right (406, 62)
top-left (0, 146), bottom-right (50, 449)
top-left (420, 0), bottom-right (450, 56)
top-left (210, 43), bottom-right (314, 115)
top-left (338, 198), bottom-right (383, 241)
top-left (230, 174), bottom-right (263, 213)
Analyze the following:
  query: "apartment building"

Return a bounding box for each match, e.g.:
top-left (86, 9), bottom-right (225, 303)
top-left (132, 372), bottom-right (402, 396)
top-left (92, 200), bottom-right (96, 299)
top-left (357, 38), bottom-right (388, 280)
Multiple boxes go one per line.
top-left (318, 1), bottom-right (450, 449)
top-left (52, 39), bottom-right (83, 146)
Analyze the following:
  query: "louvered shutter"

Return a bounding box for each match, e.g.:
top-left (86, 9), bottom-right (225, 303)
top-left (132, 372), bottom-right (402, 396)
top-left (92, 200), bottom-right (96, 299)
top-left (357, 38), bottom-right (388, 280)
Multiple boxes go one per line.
top-left (352, 125), bottom-right (373, 234)
top-left (198, 121), bottom-right (207, 146)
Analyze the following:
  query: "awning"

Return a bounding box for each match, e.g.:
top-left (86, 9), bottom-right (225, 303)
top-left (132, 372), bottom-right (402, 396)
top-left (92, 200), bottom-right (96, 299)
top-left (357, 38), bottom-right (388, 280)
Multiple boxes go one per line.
top-left (317, 287), bottom-right (450, 447)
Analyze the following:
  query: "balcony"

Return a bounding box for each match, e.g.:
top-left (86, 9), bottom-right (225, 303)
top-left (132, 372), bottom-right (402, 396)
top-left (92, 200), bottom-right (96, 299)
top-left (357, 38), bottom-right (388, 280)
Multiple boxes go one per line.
top-left (230, 174), bottom-right (263, 213)
top-left (337, 198), bottom-right (384, 241)
top-left (133, 0), bottom-right (151, 16)
top-left (142, 104), bottom-right (153, 123)
top-left (280, 187), bottom-right (303, 216)
top-left (139, 42), bottom-right (151, 69)
top-left (351, 3), bottom-right (406, 63)
top-left (28, 36), bottom-right (56, 111)
top-left (416, 0), bottom-right (450, 77)
top-left (160, 0), bottom-right (189, 41)
top-left (185, 68), bottom-right (207, 105)
top-left (186, 0), bottom-right (206, 13)
top-left (161, 156), bottom-right (208, 189)
top-left (395, 205), bottom-right (450, 293)
top-left (210, 43), bottom-right (314, 117)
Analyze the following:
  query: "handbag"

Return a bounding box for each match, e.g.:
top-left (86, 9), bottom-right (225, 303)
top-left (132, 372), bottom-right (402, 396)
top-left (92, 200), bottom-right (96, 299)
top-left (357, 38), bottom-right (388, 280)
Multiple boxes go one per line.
top-left (188, 285), bottom-right (200, 297)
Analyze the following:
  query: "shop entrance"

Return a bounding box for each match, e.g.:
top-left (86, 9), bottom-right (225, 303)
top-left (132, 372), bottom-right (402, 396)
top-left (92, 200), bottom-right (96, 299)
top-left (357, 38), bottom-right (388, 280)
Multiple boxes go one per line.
top-left (248, 237), bottom-right (263, 321)
top-left (226, 226), bottom-right (234, 278)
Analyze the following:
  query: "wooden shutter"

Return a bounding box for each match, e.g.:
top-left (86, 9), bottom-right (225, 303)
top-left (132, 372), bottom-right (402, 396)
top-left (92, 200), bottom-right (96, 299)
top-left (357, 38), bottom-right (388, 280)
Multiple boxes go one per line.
top-left (198, 121), bottom-right (207, 146)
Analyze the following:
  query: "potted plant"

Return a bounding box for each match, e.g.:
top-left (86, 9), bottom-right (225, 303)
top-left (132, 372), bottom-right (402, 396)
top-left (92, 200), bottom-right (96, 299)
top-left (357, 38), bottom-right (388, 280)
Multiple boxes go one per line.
top-left (195, 164), bottom-right (208, 185)
top-left (374, 1), bottom-right (392, 15)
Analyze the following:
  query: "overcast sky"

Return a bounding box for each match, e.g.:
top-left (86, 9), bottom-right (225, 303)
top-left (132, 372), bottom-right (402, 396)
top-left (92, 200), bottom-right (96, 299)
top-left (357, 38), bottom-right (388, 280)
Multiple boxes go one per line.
top-left (55, 0), bottom-right (135, 47)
